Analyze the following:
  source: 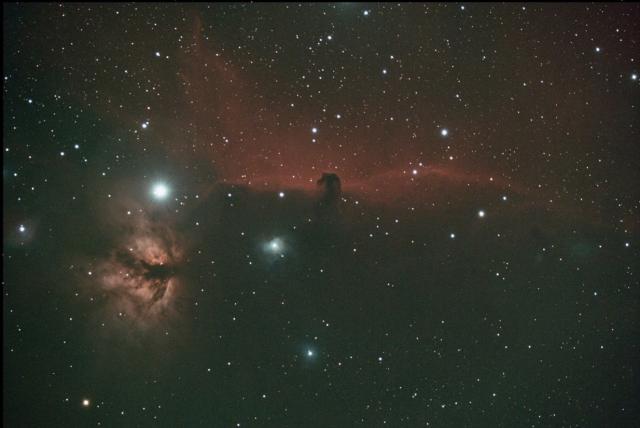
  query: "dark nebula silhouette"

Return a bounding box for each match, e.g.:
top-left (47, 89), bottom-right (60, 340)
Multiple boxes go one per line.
top-left (316, 172), bottom-right (342, 220)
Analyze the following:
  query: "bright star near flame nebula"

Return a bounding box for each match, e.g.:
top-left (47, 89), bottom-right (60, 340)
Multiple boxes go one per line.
top-left (151, 183), bottom-right (169, 200)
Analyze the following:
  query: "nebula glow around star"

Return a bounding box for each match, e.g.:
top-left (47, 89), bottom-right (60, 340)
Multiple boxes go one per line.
top-left (3, 4), bottom-right (640, 428)
top-left (265, 238), bottom-right (284, 254)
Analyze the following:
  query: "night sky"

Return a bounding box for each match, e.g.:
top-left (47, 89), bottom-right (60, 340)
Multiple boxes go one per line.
top-left (3, 3), bottom-right (640, 427)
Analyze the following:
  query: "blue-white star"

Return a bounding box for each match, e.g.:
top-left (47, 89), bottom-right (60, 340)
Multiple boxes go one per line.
top-left (151, 183), bottom-right (169, 200)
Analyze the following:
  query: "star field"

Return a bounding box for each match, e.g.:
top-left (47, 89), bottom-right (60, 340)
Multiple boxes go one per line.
top-left (3, 3), bottom-right (640, 427)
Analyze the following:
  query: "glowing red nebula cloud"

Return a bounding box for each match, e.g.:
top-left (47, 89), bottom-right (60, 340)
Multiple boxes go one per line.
top-left (162, 15), bottom-right (525, 205)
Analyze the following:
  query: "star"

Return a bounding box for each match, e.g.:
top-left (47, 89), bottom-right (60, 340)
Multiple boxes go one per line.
top-left (307, 349), bottom-right (314, 357)
top-left (440, 128), bottom-right (449, 137)
top-left (278, 191), bottom-right (285, 198)
top-left (18, 224), bottom-right (26, 233)
top-left (478, 210), bottom-right (486, 218)
top-left (151, 183), bottom-right (169, 200)
top-left (82, 399), bottom-right (90, 407)
top-left (595, 46), bottom-right (601, 53)
top-left (632, 74), bottom-right (638, 81)
top-left (311, 127), bottom-right (318, 134)
top-left (363, 10), bottom-right (370, 16)
top-left (450, 233), bottom-right (456, 239)
top-left (265, 237), bottom-right (285, 255)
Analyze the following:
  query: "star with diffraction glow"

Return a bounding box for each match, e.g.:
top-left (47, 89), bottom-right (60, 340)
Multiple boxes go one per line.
top-left (264, 237), bottom-right (285, 256)
top-left (270, 239), bottom-right (281, 252)
top-left (151, 183), bottom-right (169, 200)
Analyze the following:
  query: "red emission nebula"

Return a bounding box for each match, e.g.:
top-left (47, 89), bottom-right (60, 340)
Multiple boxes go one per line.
top-left (161, 16), bottom-right (522, 202)
top-left (77, 12), bottom-right (621, 333)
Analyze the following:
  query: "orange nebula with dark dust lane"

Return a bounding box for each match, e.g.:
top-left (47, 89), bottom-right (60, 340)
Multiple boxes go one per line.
top-left (95, 212), bottom-right (184, 329)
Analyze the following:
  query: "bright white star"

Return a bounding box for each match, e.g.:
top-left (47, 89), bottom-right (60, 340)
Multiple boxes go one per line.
top-left (441, 128), bottom-right (448, 137)
top-left (478, 210), bottom-right (485, 218)
top-left (151, 183), bottom-right (169, 200)
top-left (265, 237), bottom-right (285, 255)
